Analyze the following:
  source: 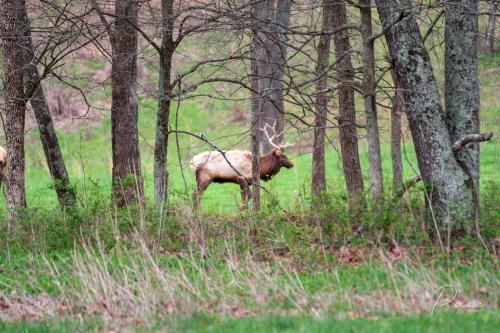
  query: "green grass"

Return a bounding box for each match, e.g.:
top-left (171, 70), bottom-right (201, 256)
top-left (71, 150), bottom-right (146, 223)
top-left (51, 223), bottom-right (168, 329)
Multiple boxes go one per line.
top-left (0, 237), bottom-right (498, 330)
top-left (1, 311), bottom-right (498, 332)
top-left (169, 311), bottom-right (500, 333)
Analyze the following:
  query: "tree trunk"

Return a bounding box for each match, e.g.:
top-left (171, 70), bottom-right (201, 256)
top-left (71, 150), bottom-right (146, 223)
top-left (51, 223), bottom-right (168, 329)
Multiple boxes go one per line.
top-left (255, 0), bottom-right (278, 154)
top-left (376, 0), bottom-right (472, 231)
top-left (390, 70), bottom-right (404, 191)
top-left (332, 0), bottom-right (364, 198)
top-left (20, 7), bottom-right (76, 209)
top-left (360, 0), bottom-right (384, 199)
top-left (312, 0), bottom-right (334, 200)
top-left (445, 0), bottom-right (480, 220)
top-left (154, 0), bottom-right (175, 213)
top-left (250, 4), bottom-right (264, 211)
top-left (1, 0), bottom-right (27, 223)
top-left (486, 1), bottom-right (497, 53)
top-left (110, 0), bottom-right (144, 207)
top-left (270, 0), bottom-right (292, 148)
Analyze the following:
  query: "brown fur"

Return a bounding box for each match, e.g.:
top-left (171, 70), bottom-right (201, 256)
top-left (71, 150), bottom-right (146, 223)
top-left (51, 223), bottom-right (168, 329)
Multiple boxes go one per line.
top-left (259, 150), bottom-right (292, 181)
top-left (192, 149), bottom-right (293, 209)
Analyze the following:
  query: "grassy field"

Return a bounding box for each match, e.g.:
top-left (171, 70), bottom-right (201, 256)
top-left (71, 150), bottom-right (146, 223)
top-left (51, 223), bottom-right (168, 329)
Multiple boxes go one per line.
top-left (0, 39), bottom-right (499, 333)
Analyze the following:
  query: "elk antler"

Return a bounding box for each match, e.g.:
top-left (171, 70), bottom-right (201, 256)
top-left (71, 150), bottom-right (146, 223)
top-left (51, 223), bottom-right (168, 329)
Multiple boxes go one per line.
top-left (260, 121), bottom-right (294, 149)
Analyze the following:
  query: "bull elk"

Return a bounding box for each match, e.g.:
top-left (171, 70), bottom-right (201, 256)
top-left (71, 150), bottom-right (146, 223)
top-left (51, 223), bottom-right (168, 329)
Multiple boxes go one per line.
top-left (189, 124), bottom-right (294, 209)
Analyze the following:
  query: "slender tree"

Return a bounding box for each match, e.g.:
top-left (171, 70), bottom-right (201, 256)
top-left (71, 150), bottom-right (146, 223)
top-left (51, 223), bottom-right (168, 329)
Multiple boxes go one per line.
top-left (20, 6), bottom-right (76, 209)
top-left (1, 0), bottom-right (27, 222)
top-left (486, 0), bottom-right (497, 53)
top-left (312, 0), bottom-right (334, 200)
top-left (254, 0), bottom-right (278, 153)
top-left (360, 0), bottom-right (383, 198)
top-left (390, 70), bottom-right (403, 191)
top-left (110, 0), bottom-right (144, 207)
top-left (154, 0), bottom-right (175, 212)
top-left (332, 0), bottom-right (364, 199)
top-left (250, 0), bottom-right (270, 210)
top-left (270, 0), bottom-right (292, 149)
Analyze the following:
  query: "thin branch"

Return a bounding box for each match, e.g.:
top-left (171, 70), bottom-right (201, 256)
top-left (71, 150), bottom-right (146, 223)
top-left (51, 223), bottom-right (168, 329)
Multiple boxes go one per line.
top-left (422, 10), bottom-right (444, 43)
top-left (368, 9), bottom-right (412, 44)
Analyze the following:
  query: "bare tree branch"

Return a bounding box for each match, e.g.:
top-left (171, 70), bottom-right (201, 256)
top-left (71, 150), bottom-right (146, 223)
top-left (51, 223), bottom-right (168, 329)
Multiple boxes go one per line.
top-left (452, 132), bottom-right (494, 151)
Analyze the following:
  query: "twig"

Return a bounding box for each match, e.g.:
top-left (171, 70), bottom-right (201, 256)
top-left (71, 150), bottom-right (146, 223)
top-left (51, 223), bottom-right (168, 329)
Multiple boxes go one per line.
top-left (422, 10), bottom-right (444, 43)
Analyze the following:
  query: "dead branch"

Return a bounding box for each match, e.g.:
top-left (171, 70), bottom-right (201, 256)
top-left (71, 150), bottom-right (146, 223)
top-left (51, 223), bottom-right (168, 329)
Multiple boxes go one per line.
top-left (452, 132), bottom-right (494, 151)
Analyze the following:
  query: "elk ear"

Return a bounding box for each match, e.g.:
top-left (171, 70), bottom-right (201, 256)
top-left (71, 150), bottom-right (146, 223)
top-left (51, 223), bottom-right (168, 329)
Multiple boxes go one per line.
top-left (274, 149), bottom-right (282, 156)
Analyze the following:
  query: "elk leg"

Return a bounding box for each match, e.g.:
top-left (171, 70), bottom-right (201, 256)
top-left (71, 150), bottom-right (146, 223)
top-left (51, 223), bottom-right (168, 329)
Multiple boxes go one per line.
top-left (237, 177), bottom-right (250, 209)
top-left (193, 171), bottom-right (211, 209)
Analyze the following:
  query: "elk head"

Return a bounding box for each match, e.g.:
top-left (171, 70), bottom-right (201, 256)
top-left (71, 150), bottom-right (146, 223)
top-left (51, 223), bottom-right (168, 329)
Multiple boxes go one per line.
top-left (260, 122), bottom-right (294, 171)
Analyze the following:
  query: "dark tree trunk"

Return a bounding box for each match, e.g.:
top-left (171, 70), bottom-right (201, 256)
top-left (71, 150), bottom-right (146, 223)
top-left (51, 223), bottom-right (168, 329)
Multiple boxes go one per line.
top-left (1, 0), bottom-right (27, 222)
top-left (445, 0), bottom-right (480, 220)
top-left (390, 70), bottom-right (404, 191)
top-left (312, 0), bottom-right (334, 200)
top-left (20, 8), bottom-right (76, 209)
top-left (154, 0), bottom-right (175, 212)
top-left (376, 0), bottom-right (472, 230)
top-left (332, 0), bottom-right (364, 198)
top-left (110, 0), bottom-right (144, 207)
top-left (360, 0), bottom-right (383, 199)
top-left (486, 1), bottom-right (497, 53)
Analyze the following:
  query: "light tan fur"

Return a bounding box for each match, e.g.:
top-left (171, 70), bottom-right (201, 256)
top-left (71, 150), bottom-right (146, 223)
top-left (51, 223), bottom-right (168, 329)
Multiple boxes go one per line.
top-left (190, 149), bottom-right (293, 209)
top-left (0, 146), bottom-right (6, 192)
top-left (190, 150), bottom-right (253, 180)
top-left (0, 146), bottom-right (6, 165)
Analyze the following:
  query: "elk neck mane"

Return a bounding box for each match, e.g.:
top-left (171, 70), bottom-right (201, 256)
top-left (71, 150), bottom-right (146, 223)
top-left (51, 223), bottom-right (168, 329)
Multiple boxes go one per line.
top-left (259, 150), bottom-right (281, 181)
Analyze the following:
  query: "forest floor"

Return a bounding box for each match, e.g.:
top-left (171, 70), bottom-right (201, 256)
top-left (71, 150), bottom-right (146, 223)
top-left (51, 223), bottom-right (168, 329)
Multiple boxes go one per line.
top-left (0, 53), bottom-right (498, 331)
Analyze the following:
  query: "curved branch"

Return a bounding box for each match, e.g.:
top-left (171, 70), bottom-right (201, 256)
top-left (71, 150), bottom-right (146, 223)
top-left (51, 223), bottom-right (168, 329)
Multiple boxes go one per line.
top-left (452, 132), bottom-right (494, 151)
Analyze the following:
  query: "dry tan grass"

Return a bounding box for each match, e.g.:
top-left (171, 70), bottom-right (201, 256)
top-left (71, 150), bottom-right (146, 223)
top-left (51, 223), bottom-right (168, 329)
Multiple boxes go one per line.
top-left (0, 234), bottom-right (496, 324)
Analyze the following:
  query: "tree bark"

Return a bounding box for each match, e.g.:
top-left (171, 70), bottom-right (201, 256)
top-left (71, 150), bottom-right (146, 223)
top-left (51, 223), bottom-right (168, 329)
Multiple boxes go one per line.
top-left (390, 70), bottom-right (404, 191)
top-left (270, 0), bottom-right (292, 148)
top-left (312, 0), bottom-right (334, 200)
top-left (445, 0), bottom-right (480, 220)
top-left (376, 0), bottom-right (472, 230)
top-left (255, 0), bottom-right (279, 154)
top-left (110, 0), bottom-right (144, 207)
top-left (1, 0), bottom-right (27, 222)
top-left (154, 0), bottom-right (175, 213)
top-left (332, 0), bottom-right (364, 198)
top-left (250, 3), bottom-right (264, 211)
top-left (20, 7), bottom-right (76, 209)
top-left (486, 1), bottom-right (497, 53)
top-left (360, 0), bottom-right (384, 199)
